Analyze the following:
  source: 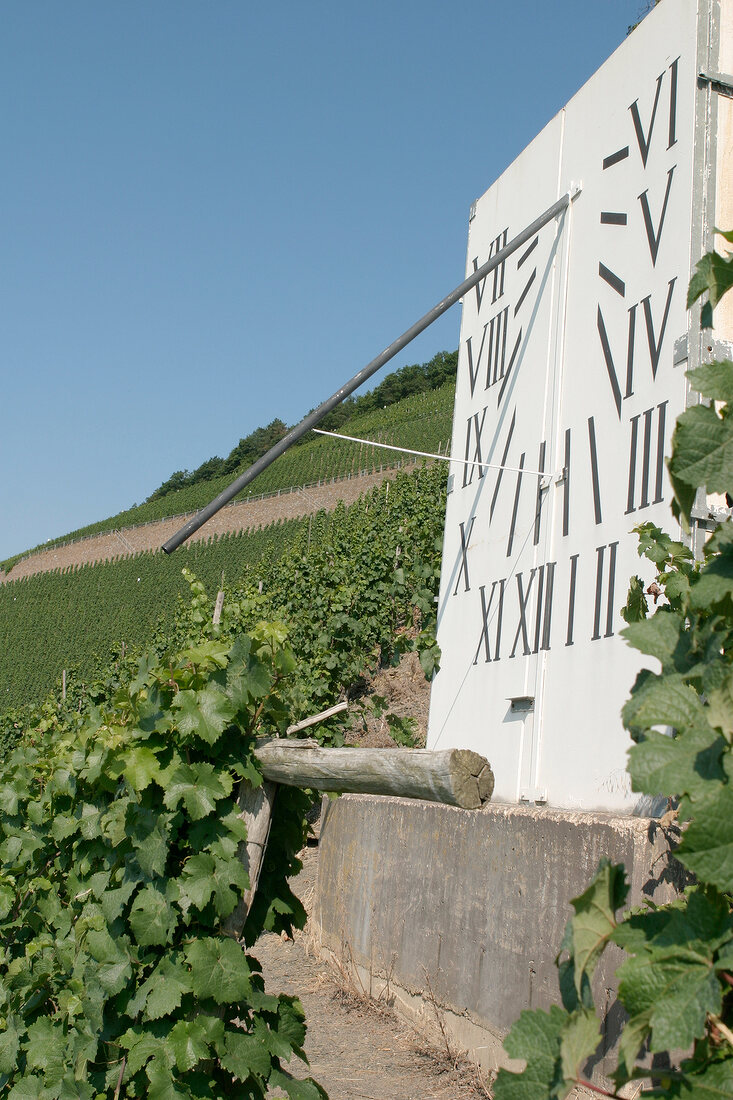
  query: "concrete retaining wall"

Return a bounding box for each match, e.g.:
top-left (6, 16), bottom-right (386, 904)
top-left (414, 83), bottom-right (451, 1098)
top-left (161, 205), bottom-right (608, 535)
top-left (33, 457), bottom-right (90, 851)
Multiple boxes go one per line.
top-left (315, 794), bottom-right (684, 1085)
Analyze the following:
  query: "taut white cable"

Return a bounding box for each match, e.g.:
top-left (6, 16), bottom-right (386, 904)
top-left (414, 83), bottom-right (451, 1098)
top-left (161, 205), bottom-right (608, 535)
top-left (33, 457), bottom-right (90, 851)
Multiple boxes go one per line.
top-left (312, 428), bottom-right (546, 478)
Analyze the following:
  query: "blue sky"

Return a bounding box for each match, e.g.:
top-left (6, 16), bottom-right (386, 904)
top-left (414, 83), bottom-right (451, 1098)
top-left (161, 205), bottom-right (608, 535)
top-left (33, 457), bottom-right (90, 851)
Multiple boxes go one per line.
top-left (1, 1), bottom-right (649, 560)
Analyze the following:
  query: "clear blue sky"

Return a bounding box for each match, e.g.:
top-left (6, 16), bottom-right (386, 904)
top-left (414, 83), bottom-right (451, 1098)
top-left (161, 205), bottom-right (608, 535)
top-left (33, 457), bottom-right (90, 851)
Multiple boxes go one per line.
top-left (1, 1), bottom-right (649, 560)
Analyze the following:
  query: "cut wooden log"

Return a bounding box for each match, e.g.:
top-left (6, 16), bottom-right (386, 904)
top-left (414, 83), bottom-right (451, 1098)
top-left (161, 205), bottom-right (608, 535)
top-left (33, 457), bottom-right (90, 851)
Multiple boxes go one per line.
top-left (254, 739), bottom-right (494, 810)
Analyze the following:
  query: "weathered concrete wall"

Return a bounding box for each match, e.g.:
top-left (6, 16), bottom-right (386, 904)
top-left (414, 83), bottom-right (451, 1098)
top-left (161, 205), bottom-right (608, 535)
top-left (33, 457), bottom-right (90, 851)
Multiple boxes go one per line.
top-left (315, 794), bottom-right (683, 1082)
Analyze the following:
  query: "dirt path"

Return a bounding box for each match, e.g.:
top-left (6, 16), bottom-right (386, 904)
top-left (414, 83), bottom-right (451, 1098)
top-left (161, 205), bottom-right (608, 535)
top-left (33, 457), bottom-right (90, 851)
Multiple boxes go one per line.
top-left (256, 843), bottom-right (490, 1100)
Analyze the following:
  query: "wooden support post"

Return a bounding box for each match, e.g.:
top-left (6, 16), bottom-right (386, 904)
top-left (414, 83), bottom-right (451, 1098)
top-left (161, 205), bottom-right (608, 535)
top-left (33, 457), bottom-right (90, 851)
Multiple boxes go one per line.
top-left (286, 701), bottom-right (348, 735)
top-left (212, 590), bottom-right (225, 625)
top-left (223, 778), bottom-right (278, 939)
top-left (62, 670), bottom-right (66, 701)
top-left (254, 739), bottom-right (494, 811)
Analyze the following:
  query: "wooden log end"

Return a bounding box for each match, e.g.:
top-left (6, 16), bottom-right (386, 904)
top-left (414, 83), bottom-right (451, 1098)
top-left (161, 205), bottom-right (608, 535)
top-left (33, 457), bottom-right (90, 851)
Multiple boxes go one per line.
top-left (451, 750), bottom-right (495, 810)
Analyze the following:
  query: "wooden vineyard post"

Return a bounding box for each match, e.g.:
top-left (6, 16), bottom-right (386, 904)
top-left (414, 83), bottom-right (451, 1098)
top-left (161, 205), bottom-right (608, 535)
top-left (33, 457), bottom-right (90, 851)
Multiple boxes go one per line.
top-left (223, 777), bottom-right (278, 939)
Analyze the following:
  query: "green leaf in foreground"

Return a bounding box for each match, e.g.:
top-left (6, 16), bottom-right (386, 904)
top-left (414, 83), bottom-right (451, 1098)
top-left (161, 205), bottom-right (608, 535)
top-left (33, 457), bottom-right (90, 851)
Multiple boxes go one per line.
top-left (669, 403), bottom-right (733, 523)
top-left (185, 937), bottom-right (253, 1004)
top-left (171, 686), bottom-right (236, 746)
top-left (676, 784), bottom-right (733, 892)
top-left (494, 1005), bottom-right (566, 1100)
top-left (567, 861), bottom-right (627, 997)
top-left (163, 762), bottom-right (233, 820)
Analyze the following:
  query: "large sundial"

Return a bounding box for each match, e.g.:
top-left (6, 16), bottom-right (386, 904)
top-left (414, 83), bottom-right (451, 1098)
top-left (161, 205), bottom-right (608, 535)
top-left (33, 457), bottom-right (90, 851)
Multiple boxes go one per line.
top-left (427, 0), bottom-right (733, 812)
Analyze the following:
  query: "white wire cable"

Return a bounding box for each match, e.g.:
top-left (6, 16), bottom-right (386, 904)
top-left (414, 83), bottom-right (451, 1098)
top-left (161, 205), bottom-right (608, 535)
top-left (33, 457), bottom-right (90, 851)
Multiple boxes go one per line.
top-left (312, 428), bottom-right (546, 478)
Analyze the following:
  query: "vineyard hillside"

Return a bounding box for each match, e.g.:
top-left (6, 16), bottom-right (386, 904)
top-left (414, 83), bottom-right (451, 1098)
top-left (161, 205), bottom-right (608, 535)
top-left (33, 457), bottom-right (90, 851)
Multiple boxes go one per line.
top-left (0, 464), bottom-right (446, 715)
top-left (3, 374), bottom-right (455, 576)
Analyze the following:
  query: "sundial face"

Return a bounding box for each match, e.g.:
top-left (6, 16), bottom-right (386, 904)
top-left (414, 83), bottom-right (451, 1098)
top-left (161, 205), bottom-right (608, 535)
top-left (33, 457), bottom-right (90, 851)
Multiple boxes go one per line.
top-left (427, 0), bottom-right (702, 812)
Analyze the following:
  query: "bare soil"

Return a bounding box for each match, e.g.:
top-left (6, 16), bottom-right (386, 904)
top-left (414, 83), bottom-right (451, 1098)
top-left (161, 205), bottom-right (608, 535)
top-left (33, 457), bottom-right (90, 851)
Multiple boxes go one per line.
top-left (256, 842), bottom-right (491, 1100)
top-left (345, 651), bottom-right (432, 748)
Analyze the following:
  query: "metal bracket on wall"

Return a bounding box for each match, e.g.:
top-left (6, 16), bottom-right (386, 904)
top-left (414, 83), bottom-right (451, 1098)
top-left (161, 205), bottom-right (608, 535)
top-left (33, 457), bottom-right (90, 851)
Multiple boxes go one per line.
top-left (698, 70), bottom-right (733, 96)
top-left (520, 787), bottom-right (548, 805)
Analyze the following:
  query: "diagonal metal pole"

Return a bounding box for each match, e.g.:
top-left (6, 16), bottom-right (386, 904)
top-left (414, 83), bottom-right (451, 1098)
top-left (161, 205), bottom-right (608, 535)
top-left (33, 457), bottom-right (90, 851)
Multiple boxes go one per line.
top-left (162, 190), bottom-right (577, 553)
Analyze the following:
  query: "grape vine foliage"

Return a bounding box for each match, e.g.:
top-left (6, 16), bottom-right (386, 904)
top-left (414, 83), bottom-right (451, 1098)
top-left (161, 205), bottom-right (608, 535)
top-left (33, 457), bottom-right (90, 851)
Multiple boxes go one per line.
top-left (0, 619), bottom-right (325, 1098)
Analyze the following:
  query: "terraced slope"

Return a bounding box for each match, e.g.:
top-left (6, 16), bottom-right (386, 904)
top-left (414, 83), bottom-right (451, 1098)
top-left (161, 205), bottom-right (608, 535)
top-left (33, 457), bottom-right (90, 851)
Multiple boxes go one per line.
top-left (0, 464), bottom-right (446, 711)
top-left (3, 381), bottom-right (454, 573)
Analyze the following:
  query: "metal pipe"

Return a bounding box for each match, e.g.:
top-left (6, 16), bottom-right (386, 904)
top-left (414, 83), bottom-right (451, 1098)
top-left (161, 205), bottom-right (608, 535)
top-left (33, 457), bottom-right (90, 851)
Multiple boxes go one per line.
top-left (162, 189), bottom-right (576, 553)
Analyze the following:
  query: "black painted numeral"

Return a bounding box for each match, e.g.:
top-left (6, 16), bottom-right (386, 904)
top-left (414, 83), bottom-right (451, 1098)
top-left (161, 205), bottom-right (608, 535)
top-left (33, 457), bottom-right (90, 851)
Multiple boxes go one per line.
top-left (472, 228), bottom-right (508, 313)
top-left (507, 563), bottom-right (556, 658)
top-left (630, 70), bottom-right (664, 168)
top-left (490, 409), bottom-right (516, 523)
top-left (533, 441), bottom-right (546, 546)
top-left (473, 579), bottom-right (505, 664)
top-left (464, 304), bottom-right (514, 397)
top-left (562, 429), bottom-right (571, 537)
top-left (597, 278), bottom-right (675, 416)
top-left (566, 553), bottom-right (579, 646)
top-left (626, 401), bottom-right (667, 514)
top-left (453, 517), bottom-right (476, 595)
top-left (639, 166), bottom-right (675, 266)
top-left (506, 453), bottom-right (525, 557)
top-left (603, 58), bottom-right (678, 169)
top-left (462, 407), bottom-right (487, 488)
top-left (587, 417), bottom-right (603, 526)
top-left (592, 542), bottom-right (619, 641)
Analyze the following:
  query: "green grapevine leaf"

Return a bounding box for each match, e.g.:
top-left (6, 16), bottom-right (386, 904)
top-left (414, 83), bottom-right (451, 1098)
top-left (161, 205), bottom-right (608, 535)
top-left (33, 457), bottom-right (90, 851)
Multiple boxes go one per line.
top-left (618, 950), bottom-right (722, 1051)
top-left (146, 1057), bottom-right (191, 1099)
top-left (120, 745), bottom-right (162, 791)
top-left (180, 640), bottom-right (230, 669)
top-left (6, 1078), bottom-right (48, 1099)
top-left (0, 1014), bottom-right (21, 1074)
top-left (494, 1005), bottom-right (567, 1100)
top-left (672, 1056), bottom-right (733, 1098)
top-left (669, 403), bottom-right (733, 523)
top-left (171, 687), bottom-right (236, 746)
top-left (185, 937), bottom-right (253, 1004)
top-left (85, 929), bottom-right (132, 996)
top-left (705, 673), bottom-right (733, 736)
top-left (622, 670), bottom-right (709, 736)
top-left (220, 1028), bottom-right (273, 1081)
top-left (119, 1025), bottom-right (166, 1076)
top-left (687, 249), bottom-right (733, 316)
top-left (621, 576), bottom-right (649, 624)
top-left (687, 360), bottom-right (733, 403)
top-left (567, 861), bottom-right (628, 998)
top-left (24, 1018), bottom-right (67, 1087)
top-left (128, 884), bottom-right (179, 946)
top-left (627, 726), bottom-right (726, 803)
top-left (166, 1017), bottom-right (221, 1072)
top-left (621, 610), bottom-right (686, 667)
top-left (558, 1009), bottom-right (600, 1087)
top-left (613, 1011), bottom-right (651, 1084)
top-left (677, 784), bottom-right (733, 891)
top-left (163, 762), bottom-right (233, 820)
top-left (128, 806), bottom-right (171, 877)
top-left (267, 1069), bottom-right (328, 1100)
top-left (689, 545), bottom-right (733, 610)
top-left (139, 957), bottom-right (192, 1022)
